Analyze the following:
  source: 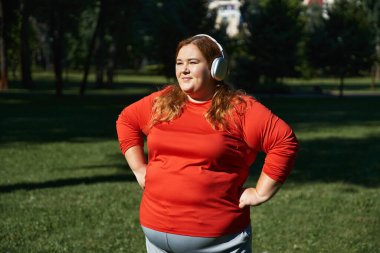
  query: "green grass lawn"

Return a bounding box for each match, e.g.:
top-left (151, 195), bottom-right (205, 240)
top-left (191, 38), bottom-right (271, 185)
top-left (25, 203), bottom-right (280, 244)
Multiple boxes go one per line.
top-left (1, 77), bottom-right (380, 252)
top-left (284, 77), bottom-right (380, 95)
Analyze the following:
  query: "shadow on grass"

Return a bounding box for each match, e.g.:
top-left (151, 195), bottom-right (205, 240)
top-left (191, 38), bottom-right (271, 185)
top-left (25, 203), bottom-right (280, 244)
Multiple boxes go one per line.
top-left (249, 135), bottom-right (380, 188)
top-left (8, 79), bottom-right (164, 92)
top-left (0, 92), bottom-right (147, 143)
top-left (0, 173), bottom-right (136, 194)
top-left (265, 97), bottom-right (380, 186)
top-left (1, 92), bottom-right (379, 190)
top-left (292, 136), bottom-right (380, 187)
top-left (247, 96), bottom-right (380, 187)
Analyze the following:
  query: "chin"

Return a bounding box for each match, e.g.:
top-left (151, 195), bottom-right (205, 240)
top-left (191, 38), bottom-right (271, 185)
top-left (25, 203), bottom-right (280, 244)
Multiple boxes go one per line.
top-left (179, 85), bottom-right (194, 94)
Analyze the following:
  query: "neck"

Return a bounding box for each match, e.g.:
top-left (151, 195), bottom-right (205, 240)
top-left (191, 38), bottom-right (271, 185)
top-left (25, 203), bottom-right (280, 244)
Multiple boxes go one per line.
top-left (187, 95), bottom-right (212, 103)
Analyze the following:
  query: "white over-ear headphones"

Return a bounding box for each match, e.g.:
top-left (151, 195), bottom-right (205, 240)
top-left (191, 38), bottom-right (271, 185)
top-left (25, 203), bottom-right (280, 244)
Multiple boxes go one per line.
top-left (192, 34), bottom-right (228, 81)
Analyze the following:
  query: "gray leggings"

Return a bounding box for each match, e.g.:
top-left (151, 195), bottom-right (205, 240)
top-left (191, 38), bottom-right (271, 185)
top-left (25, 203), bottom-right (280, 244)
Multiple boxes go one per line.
top-left (142, 225), bottom-right (252, 253)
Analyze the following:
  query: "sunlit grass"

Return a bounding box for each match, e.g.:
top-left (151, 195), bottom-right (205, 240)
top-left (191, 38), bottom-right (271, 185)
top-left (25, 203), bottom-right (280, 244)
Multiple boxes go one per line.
top-left (11, 70), bottom-right (172, 85)
top-left (7, 70), bottom-right (379, 95)
top-left (295, 123), bottom-right (380, 140)
top-left (285, 77), bottom-right (380, 94)
top-left (250, 182), bottom-right (379, 253)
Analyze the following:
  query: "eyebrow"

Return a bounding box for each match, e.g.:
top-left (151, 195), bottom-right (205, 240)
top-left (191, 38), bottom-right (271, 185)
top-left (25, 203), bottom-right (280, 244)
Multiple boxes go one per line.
top-left (176, 58), bottom-right (200, 62)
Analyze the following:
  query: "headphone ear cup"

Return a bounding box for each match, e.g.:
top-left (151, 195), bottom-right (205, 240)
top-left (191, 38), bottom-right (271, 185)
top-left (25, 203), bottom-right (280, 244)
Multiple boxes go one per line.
top-left (211, 57), bottom-right (228, 81)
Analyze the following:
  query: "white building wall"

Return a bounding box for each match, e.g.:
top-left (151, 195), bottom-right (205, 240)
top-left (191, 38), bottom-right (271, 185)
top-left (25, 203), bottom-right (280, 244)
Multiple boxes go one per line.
top-left (208, 0), bottom-right (242, 37)
top-left (302, 0), bottom-right (335, 7)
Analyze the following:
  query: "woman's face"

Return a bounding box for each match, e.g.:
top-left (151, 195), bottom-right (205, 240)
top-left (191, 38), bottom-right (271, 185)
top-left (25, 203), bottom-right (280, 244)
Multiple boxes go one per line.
top-left (176, 44), bottom-right (216, 102)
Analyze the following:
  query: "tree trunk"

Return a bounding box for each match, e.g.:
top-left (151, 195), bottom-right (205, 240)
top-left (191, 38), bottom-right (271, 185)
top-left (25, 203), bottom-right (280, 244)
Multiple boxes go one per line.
top-left (20, 0), bottom-right (33, 89)
top-left (50, 4), bottom-right (63, 96)
top-left (370, 43), bottom-right (380, 90)
top-left (106, 43), bottom-right (116, 87)
top-left (95, 38), bottom-right (105, 88)
top-left (370, 64), bottom-right (377, 90)
top-left (95, 0), bottom-right (106, 88)
top-left (80, 0), bottom-right (104, 96)
top-left (0, 0), bottom-right (8, 90)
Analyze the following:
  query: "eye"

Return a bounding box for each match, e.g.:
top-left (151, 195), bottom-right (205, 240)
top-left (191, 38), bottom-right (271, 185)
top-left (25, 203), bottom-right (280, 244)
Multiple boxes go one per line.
top-left (176, 62), bottom-right (183, 66)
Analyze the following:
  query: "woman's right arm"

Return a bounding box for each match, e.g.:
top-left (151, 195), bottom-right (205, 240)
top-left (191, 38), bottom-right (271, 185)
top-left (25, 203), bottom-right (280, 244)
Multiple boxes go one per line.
top-left (124, 145), bottom-right (147, 189)
top-left (116, 92), bottom-right (160, 189)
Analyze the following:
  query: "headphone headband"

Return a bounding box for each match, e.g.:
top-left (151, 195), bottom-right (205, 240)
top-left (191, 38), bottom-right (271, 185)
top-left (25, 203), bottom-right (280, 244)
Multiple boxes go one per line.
top-left (191, 34), bottom-right (228, 81)
top-left (192, 34), bottom-right (225, 58)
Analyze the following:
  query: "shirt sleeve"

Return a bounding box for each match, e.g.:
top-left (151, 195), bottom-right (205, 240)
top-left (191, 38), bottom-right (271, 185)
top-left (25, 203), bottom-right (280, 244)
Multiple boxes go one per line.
top-left (116, 92), bottom-right (158, 155)
top-left (242, 99), bottom-right (299, 183)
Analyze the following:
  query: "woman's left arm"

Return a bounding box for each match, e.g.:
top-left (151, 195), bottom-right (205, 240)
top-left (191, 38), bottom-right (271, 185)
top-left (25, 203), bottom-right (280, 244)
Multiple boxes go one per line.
top-left (239, 172), bottom-right (282, 208)
top-left (240, 100), bottom-right (299, 208)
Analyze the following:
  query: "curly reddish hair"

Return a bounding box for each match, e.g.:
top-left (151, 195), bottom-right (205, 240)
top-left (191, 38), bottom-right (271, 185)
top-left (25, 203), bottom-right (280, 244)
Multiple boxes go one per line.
top-left (150, 35), bottom-right (246, 131)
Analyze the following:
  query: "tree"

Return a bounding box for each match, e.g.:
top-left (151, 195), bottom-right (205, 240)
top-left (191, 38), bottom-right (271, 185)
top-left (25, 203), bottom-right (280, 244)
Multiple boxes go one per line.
top-left (97, 0), bottom-right (141, 88)
top-left (22, 0), bottom-right (87, 96)
top-left (49, 1), bottom-right (64, 96)
top-left (364, 0), bottom-right (380, 89)
top-left (3, 0), bottom-right (20, 80)
top-left (145, 0), bottom-right (215, 79)
top-left (298, 2), bottom-right (324, 78)
top-left (0, 0), bottom-right (8, 90)
top-left (80, 1), bottom-right (103, 96)
top-left (240, 0), bottom-right (303, 88)
top-left (93, 0), bottom-right (106, 88)
top-left (20, 0), bottom-right (33, 89)
top-left (305, 0), bottom-right (376, 96)
top-left (80, 0), bottom-right (142, 95)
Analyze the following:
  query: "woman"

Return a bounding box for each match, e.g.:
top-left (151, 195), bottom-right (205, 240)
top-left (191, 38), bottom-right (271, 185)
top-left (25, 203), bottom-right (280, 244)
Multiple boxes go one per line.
top-left (116, 34), bottom-right (298, 253)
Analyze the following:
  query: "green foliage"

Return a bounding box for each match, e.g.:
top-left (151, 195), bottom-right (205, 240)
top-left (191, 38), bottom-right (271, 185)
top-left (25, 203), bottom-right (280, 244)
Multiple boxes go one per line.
top-left (143, 0), bottom-right (215, 78)
top-left (236, 0), bottom-right (304, 91)
top-left (305, 0), bottom-right (376, 78)
top-left (65, 4), bottom-right (99, 68)
top-left (364, 0), bottom-right (380, 35)
top-left (3, 0), bottom-right (22, 75)
top-left (363, 0), bottom-right (380, 66)
top-left (3, 0), bottom-right (380, 93)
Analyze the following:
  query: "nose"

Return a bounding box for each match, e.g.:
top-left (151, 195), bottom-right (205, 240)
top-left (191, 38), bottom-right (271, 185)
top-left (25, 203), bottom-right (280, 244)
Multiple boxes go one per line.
top-left (181, 63), bottom-right (190, 74)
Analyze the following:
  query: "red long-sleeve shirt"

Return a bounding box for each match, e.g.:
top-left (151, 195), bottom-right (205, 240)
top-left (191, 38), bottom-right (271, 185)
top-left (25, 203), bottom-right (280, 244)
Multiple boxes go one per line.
top-left (116, 88), bottom-right (298, 237)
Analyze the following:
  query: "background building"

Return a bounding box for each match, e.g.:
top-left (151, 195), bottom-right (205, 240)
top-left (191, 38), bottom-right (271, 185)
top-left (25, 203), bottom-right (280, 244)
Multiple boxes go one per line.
top-left (208, 0), bottom-right (242, 37)
top-left (303, 0), bottom-right (335, 7)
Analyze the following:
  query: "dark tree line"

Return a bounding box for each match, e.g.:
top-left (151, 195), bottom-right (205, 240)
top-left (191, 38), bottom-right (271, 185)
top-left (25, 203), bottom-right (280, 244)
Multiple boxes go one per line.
top-left (304, 0), bottom-right (376, 96)
top-left (0, 0), bottom-right (378, 96)
top-left (234, 0), bottom-right (376, 95)
top-left (235, 0), bottom-right (303, 91)
top-left (0, 0), bottom-right (7, 90)
top-left (0, 0), bottom-right (214, 95)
